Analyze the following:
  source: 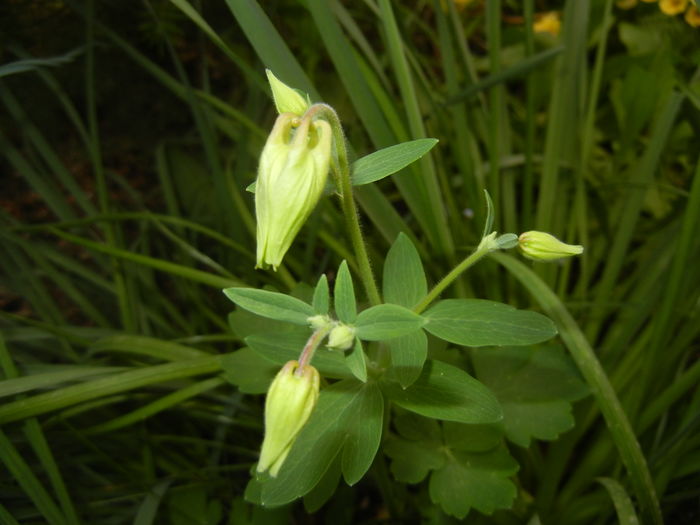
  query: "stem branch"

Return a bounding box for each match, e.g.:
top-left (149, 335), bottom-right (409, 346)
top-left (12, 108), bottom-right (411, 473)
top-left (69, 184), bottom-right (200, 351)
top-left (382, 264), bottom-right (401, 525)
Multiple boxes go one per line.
top-left (306, 104), bottom-right (381, 306)
top-left (297, 324), bottom-right (332, 373)
top-left (413, 242), bottom-right (492, 314)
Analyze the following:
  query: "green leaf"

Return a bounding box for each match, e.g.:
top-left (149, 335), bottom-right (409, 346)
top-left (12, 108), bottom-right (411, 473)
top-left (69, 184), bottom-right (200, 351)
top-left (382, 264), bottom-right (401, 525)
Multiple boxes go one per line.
top-left (220, 348), bottom-right (277, 394)
top-left (340, 382), bottom-right (383, 485)
top-left (355, 304), bottom-right (425, 341)
top-left (223, 288), bottom-right (314, 325)
top-left (245, 331), bottom-right (351, 380)
top-left (429, 444), bottom-right (518, 519)
top-left (385, 413), bottom-right (516, 518)
top-left (382, 360), bottom-right (502, 424)
top-left (334, 261), bottom-right (357, 323)
top-left (312, 274), bottom-right (330, 314)
top-left (303, 458), bottom-right (341, 513)
top-left (386, 330), bottom-right (428, 389)
top-left (228, 309), bottom-right (301, 342)
top-left (424, 299), bottom-right (557, 347)
top-left (384, 435), bottom-right (445, 484)
top-left (351, 139), bottom-right (438, 186)
top-left (482, 189), bottom-right (495, 239)
top-left (344, 338), bottom-right (367, 383)
top-left (233, 494), bottom-right (289, 524)
top-left (472, 346), bottom-right (588, 447)
top-left (597, 477), bottom-right (641, 525)
top-left (442, 422), bottom-right (503, 453)
top-left (383, 233), bottom-right (427, 308)
top-left (394, 411), bottom-right (442, 443)
top-left (259, 380), bottom-right (383, 505)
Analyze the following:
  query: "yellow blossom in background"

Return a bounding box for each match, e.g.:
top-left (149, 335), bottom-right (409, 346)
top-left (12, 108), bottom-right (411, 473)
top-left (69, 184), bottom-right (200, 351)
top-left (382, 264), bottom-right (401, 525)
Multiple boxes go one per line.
top-left (640, 0), bottom-right (657, 3)
top-left (616, 0), bottom-right (638, 8)
top-left (660, 0), bottom-right (689, 14)
top-left (686, 5), bottom-right (700, 25)
top-left (534, 12), bottom-right (561, 36)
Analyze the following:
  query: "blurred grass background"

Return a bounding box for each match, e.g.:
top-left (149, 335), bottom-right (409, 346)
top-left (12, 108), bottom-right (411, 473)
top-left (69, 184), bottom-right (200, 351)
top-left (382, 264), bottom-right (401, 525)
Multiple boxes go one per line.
top-left (1, 0), bottom-right (699, 523)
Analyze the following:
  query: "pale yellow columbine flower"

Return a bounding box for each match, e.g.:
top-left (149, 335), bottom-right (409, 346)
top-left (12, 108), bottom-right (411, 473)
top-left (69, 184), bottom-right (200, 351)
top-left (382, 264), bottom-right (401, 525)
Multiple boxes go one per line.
top-left (255, 112), bottom-right (332, 270)
top-left (686, 5), bottom-right (700, 25)
top-left (616, 0), bottom-right (638, 8)
top-left (518, 231), bottom-right (584, 261)
top-left (257, 361), bottom-right (320, 477)
top-left (534, 12), bottom-right (561, 36)
top-left (660, 0), bottom-right (688, 14)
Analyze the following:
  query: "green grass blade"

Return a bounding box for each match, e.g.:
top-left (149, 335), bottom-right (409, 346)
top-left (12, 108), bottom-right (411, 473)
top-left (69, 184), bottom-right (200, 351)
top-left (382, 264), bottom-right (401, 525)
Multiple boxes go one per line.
top-left (0, 47), bottom-right (83, 78)
top-left (491, 252), bottom-right (663, 525)
top-left (48, 228), bottom-right (244, 288)
top-left (0, 355), bottom-right (223, 424)
top-left (23, 420), bottom-right (82, 524)
top-left (535, 0), bottom-right (590, 235)
top-left (0, 430), bottom-right (67, 525)
top-left (0, 367), bottom-right (127, 398)
top-left (0, 128), bottom-right (76, 221)
top-left (597, 477), bottom-right (640, 525)
top-left (169, 0), bottom-right (265, 89)
top-left (86, 377), bottom-right (225, 434)
top-left (642, 154), bottom-right (700, 395)
top-left (83, 0), bottom-right (136, 333)
top-left (0, 87), bottom-right (95, 216)
top-left (587, 93), bottom-right (683, 343)
top-left (223, 0), bottom-right (318, 98)
top-left (434, 1), bottom-right (482, 222)
top-left (1, 233), bottom-right (111, 327)
top-left (133, 479), bottom-right (172, 525)
top-left (378, 0), bottom-right (453, 256)
top-left (89, 334), bottom-right (207, 361)
top-left (443, 46), bottom-right (564, 106)
top-left (0, 504), bottom-right (20, 525)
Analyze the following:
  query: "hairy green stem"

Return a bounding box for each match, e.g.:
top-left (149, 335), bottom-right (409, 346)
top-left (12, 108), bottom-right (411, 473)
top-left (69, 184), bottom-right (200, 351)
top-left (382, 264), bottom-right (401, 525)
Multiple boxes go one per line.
top-left (296, 324), bottom-right (332, 373)
top-left (412, 242), bottom-right (492, 314)
top-left (306, 104), bottom-right (381, 306)
top-left (490, 252), bottom-right (663, 525)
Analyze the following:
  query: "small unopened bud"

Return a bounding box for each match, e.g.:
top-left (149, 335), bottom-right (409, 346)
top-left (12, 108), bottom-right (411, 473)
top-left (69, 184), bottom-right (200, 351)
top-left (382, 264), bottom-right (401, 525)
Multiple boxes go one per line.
top-left (266, 69), bottom-right (310, 116)
top-left (257, 360), bottom-right (320, 477)
top-left (327, 323), bottom-right (356, 351)
top-left (255, 112), bottom-right (332, 270)
top-left (308, 314), bottom-right (332, 331)
top-left (518, 231), bottom-right (584, 261)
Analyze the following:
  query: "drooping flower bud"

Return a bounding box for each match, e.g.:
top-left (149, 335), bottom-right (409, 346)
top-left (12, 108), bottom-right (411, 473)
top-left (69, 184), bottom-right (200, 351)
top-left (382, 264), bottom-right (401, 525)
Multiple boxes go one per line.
top-left (255, 112), bottom-right (332, 270)
top-left (257, 360), bottom-right (320, 477)
top-left (327, 323), bottom-right (356, 351)
top-left (518, 231), bottom-right (584, 261)
top-left (266, 69), bottom-right (310, 116)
